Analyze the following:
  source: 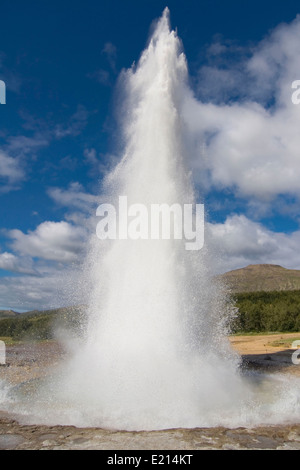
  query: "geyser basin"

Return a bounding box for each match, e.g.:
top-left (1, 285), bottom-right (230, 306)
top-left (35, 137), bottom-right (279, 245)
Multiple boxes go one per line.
top-left (2, 362), bottom-right (300, 431)
top-left (1, 8), bottom-right (300, 431)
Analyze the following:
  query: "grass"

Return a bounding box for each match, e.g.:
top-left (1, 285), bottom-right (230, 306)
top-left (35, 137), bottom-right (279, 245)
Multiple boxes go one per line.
top-left (231, 331), bottom-right (284, 336)
top-left (0, 336), bottom-right (20, 345)
top-left (268, 336), bottom-right (300, 348)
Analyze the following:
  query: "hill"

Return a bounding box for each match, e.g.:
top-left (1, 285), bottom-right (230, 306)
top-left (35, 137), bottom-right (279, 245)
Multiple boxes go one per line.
top-left (0, 310), bottom-right (19, 319)
top-left (221, 264), bottom-right (300, 293)
top-left (0, 305), bottom-right (85, 342)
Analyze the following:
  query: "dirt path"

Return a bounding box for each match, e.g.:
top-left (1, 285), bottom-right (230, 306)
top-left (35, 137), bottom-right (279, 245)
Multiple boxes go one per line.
top-left (229, 332), bottom-right (300, 376)
top-left (230, 332), bottom-right (300, 355)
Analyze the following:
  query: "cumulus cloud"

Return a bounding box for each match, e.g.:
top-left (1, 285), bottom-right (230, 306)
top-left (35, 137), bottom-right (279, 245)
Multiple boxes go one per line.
top-left (6, 134), bottom-right (49, 154)
top-left (185, 15), bottom-right (300, 203)
top-left (47, 182), bottom-right (101, 231)
top-left (48, 182), bottom-right (99, 212)
top-left (0, 272), bottom-right (70, 311)
top-left (8, 221), bottom-right (87, 262)
top-left (0, 132), bottom-right (51, 191)
top-left (184, 98), bottom-right (300, 199)
top-left (0, 216), bottom-right (91, 309)
top-left (0, 251), bottom-right (38, 275)
top-left (208, 215), bottom-right (300, 273)
top-left (3, 16), bottom-right (300, 310)
top-left (0, 130), bottom-right (48, 193)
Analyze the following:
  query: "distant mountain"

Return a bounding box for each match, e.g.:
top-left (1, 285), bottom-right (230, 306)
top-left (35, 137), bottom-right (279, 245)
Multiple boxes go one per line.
top-left (221, 264), bottom-right (300, 293)
top-left (0, 309), bottom-right (19, 319)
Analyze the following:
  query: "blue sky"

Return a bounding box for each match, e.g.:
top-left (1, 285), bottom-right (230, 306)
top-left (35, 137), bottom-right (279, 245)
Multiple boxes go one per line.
top-left (1, 0), bottom-right (300, 310)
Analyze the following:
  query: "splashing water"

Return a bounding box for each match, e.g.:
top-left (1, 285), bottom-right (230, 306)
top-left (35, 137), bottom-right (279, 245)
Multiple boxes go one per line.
top-left (2, 8), bottom-right (300, 431)
top-left (54, 8), bottom-right (243, 429)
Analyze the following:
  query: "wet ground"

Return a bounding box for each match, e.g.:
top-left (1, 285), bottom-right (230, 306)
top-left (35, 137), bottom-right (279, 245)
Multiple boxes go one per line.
top-left (0, 336), bottom-right (300, 450)
top-left (1, 411), bottom-right (300, 450)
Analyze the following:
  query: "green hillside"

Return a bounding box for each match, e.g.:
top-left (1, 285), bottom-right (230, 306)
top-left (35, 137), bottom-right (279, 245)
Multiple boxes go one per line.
top-left (0, 305), bottom-right (85, 342)
top-left (1, 264), bottom-right (300, 340)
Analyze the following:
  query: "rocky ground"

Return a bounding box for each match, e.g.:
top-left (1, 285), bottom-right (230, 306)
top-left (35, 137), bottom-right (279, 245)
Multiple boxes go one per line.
top-left (0, 334), bottom-right (300, 450)
top-left (1, 411), bottom-right (300, 450)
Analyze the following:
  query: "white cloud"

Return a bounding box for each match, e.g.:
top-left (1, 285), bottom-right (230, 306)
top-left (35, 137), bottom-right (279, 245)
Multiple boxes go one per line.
top-left (0, 215), bottom-right (91, 310)
top-left (4, 214), bottom-right (300, 310)
top-left (246, 15), bottom-right (300, 106)
top-left (84, 148), bottom-right (98, 165)
top-left (3, 16), bottom-right (300, 311)
top-left (8, 221), bottom-right (87, 262)
top-left (0, 105), bottom-right (92, 193)
top-left (0, 150), bottom-right (24, 191)
top-left (0, 251), bottom-right (38, 275)
top-left (0, 132), bottom-right (49, 192)
top-left (6, 134), bottom-right (49, 154)
top-left (185, 15), bottom-right (300, 202)
top-left (0, 272), bottom-right (70, 311)
top-left (48, 182), bottom-right (99, 211)
top-left (207, 215), bottom-right (300, 273)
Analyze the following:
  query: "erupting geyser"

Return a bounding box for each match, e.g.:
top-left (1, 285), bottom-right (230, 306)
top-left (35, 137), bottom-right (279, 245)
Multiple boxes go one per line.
top-left (54, 8), bottom-right (244, 429)
top-left (2, 8), bottom-right (300, 431)
top-left (50, 8), bottom-right (246, 429)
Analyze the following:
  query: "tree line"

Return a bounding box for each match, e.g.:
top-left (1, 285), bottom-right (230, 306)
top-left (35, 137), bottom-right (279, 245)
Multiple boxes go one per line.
top-left (232, 290), bottom-right (300, 333)
top-left (0, 291), bottom-right (300, 341)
